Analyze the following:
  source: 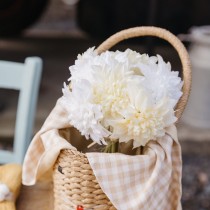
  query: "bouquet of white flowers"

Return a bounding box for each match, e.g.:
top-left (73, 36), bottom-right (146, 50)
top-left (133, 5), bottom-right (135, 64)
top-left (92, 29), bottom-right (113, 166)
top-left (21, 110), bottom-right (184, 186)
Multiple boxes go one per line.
top-left (61, 47), bottom-right (183, 152)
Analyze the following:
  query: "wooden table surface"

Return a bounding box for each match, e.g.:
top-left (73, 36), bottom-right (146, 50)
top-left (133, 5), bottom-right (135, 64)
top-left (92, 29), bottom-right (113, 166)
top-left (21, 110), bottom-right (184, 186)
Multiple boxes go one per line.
top-left (17, 180), bottom-right (54, 210)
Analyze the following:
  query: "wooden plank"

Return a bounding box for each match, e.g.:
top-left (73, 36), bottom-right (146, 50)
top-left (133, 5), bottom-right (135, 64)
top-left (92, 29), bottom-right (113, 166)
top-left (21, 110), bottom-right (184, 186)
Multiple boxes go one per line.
top-left (17, 180), bottom-right (54, 210)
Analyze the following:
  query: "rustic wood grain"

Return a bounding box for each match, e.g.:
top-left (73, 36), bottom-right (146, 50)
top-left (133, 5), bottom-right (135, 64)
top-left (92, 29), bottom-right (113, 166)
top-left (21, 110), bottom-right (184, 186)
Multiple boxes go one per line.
top-left (17, 180), bottom-right (54, 210)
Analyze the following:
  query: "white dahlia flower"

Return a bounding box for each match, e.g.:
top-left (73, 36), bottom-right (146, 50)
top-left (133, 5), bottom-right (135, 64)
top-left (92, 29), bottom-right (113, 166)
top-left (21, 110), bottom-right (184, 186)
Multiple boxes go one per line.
top-left (61, 47), bottom-right (182, 147)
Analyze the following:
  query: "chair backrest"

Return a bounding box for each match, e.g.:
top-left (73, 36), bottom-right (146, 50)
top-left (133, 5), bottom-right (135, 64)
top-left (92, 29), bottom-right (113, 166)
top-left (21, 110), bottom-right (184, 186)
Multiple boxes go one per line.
top-left (0, 57), bottom-right (42, 164)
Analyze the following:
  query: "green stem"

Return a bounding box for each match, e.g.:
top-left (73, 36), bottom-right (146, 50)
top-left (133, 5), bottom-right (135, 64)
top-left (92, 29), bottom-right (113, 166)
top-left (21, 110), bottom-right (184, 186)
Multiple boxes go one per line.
top-left (111, 142), bottom-right (115, 153)
top-left (103, 141), bottom-right (119, 153)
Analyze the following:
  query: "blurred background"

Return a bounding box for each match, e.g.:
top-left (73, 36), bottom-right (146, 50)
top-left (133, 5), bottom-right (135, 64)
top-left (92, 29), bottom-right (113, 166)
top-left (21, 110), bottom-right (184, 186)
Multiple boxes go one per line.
top-left (0, 0), bottom-right (210, 209)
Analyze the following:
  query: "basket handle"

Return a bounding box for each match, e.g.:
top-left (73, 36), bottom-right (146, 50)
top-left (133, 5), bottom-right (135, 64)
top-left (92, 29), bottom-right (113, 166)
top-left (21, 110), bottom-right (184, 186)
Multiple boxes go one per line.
top-left (96, 26), bottom-right (191, 120)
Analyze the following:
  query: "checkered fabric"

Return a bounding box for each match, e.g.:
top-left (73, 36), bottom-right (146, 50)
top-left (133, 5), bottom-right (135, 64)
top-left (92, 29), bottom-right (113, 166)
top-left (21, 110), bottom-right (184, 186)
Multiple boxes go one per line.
top-left (22, 98), bottom-right (182, 210)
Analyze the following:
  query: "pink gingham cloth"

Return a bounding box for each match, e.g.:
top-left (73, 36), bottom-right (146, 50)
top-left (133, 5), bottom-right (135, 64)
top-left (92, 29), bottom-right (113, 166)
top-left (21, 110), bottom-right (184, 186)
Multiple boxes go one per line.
top-left (22, 98), bottom-right (182, 210)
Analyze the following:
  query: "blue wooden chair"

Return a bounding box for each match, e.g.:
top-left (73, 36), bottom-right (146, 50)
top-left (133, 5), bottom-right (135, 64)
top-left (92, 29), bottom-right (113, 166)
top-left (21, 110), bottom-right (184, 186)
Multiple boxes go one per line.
top-left (0, 57), bottom-right (42, 163)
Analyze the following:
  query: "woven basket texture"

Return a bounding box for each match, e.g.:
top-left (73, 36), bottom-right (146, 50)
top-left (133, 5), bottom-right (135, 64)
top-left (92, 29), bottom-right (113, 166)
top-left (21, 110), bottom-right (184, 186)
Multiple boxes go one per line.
top-left (53, 149), bottom-right (116, 210)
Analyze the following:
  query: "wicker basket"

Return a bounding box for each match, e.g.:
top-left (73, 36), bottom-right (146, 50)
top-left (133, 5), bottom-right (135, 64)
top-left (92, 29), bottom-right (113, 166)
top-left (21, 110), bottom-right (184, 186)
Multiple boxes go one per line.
top-left (53, 27), bottom-right (191, 210)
